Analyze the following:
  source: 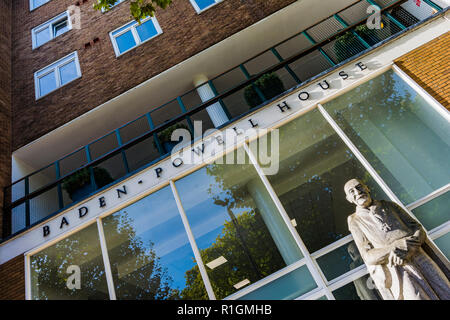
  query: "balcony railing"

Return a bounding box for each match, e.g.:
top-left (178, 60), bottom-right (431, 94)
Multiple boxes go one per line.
top-left (2, 0), bottom-right (445, 240)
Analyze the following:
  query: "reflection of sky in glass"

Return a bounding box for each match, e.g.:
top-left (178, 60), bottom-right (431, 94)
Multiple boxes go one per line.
top-left (116, 30), bottom-right (136, 53)
top-left (195, 0), bottom-right (216, 10)
top-left (136, 19), bottom-right (158, 42)
top-left (39, 72), bottom-right (57, 97)
top-left (105, 186), bottom-right (198, 291)
top-left (175, 166), bottom-right (253, 251)
top-left (59, 61), bottom-right (78, 85)
top-left (36, 28), bottom-right (51, 47)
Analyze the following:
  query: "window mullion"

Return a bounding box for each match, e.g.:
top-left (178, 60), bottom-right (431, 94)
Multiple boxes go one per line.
top-left (243, 142), bottom-right (334, 300)
top-left (96, 218), bottom-right (117, 300)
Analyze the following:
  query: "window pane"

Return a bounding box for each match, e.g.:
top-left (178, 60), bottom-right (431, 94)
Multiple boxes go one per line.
top-left (332, 274), bottom-right (382, 300)
top-left (102, 186), bottom-right (208, 300)
top-left (195, 0), bottom-right (216, 11)
top-left (30, 223), bottom-right (109, 300)
top-left (323, 70), bottom-right (450, 204)
top-left (135, 19), bottom-right (158, 42)
top-left (35, 27), bottom-right (51, 47)
top-left (253, 109), bottom-right (388, 253)
top-left (175, 148), bottom-right (303, 299)
top-left (433, 233), bottom-right (450, 260)
top-left (412, 191), bottom-right (450, 231)
top-left (59, 61), bottom-right (78, 85)
top-left (238, 265), bottom-right (317, 300)
top-left (115, 30), bottom-right (137, 53)
top-left (33, 0), bottom-right (50, 9)
top-left (111, 21), bottom-right (136, 36)
top-left (38, 71), bottom-right (57, 97)
top-left (316, 241), bottom-right (363, 281)
top-left (53, 19), bottom-right (69, 37)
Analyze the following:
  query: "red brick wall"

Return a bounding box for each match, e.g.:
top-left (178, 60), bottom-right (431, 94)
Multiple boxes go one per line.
top-left (395, 31), bottom-right (450, 110)
top-left (0, 0), bottom-right (12, 236)
top-left (0, 255), bottom-right (25, 300)
top-left (11, 0), bottom-right (296, 150)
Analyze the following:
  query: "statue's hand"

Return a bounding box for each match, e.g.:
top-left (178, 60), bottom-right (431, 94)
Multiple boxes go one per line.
top-left (388, 249), bottom-right (405, 267)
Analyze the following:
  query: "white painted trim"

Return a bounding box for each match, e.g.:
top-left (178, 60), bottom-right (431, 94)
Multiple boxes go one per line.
top-left (189, 0), bottom-right (223, 14)
top-left (31, 11), bottom-right (71, 49)
top-left (243, 142), bottom-right (334, 300)
top-left (96, 218), bottom-right (116, 300)
top-left (311, 234), bottom-right (354, 259)
top-left (169, 180), bottom-right (216, 300)
top-left (392, 64), bottom-right (450, 122)
top-left (30, 0), bottom-right (51, 11)
top-left (296, 287), bottom-right (330, 300)
top-left (327, 265), bottom-right (369, 292)
top-left (429, 221), bottom-right (450, 240)
top-left (224, 259), bottom-right (307, 300)
top-left (109, 16), bottom-right (163, 57)
top-left (24, 254), bottom-right (31, 300)
top-left (34, 51), bottom-right (82, 100)
top-left (406, 183), bottom-right (450, 210)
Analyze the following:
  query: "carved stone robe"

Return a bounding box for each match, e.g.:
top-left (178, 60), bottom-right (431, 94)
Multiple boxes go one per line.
top-left (348, 200), bottom-right (450, 300)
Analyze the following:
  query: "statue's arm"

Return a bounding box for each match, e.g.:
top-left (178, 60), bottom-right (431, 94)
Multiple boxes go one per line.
top-left (348, 216), bottom-right (392, 266)
top-left (389, 202), bottom-right (426, 245)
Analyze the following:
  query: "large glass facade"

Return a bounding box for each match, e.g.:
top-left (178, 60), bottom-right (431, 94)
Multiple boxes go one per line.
top-left (101, 186), bottom-right (208, 300)
top-left (323, 70), bottom-right (450, 204)
top-left (28, 68), bottom-right (450, 300)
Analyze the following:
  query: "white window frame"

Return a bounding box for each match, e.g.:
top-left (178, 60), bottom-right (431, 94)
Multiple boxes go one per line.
top-left (30, 0), bottom-right (52, 11)
top-left (100, 0), bottom-right (128, 12)
top-left (34, 51), bottom-right (82, 100)
top-left (109, 16), bottom-right (163, 57)
top-left (189, 0), bottom-right (223, 14)
top-left (31, 11), bottom-right (72, 49)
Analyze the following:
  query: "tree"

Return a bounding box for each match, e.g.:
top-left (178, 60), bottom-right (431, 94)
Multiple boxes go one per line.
top-left (94, 0), bottom-right (173, 22)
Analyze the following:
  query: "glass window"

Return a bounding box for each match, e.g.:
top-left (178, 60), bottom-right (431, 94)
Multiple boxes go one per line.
top-left (110, 17), bottom-right (162, 56)
top-left (102, 186), bottom-right (208, 300)
top-left (31, 0), bottom-right (51, 10)
top-left (101, 0), bottom-right (127, 12)
top-left (191, 0), bottom-right (220, 12)
top-left (32, 12), bottom-right (71, 48)
top-left (30, 223), bottom-right (109, 300)
top-left (316, 241), bottom-right (363, 281)
top-left (115, 31), bottom-right (137, 53)
top-left (323, 70), bottom-right (450, 205)
top-left (59, 61), bottom-right (78, 85)
top-left (332, 274), bottom-right (382, 300)
top-left (412, 191), bottom-right (450, 231)
top-left (238, 265), bottom-right (317, 300)
top-left (38, 72), bottom-right (57, 97)
top-left (35, 52), bottom-right (81, 99)
top-left (35, 28), bottom-right (51, 47)
top-left (253, 109), bottom-right (388, 253)
top-left (136, 19), bottom-right (159, 42)
top-left (433, 233), bottom-right (450, 260)
top-left (175, 148), bottom-right (303, 299)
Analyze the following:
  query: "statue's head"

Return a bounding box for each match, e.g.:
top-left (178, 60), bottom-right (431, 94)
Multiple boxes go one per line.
top-left (344, 179), bottom-right (372, 208)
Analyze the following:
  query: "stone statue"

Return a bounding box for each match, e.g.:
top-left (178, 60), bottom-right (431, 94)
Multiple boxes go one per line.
top-left (344, 178), bottom-right (450, 300)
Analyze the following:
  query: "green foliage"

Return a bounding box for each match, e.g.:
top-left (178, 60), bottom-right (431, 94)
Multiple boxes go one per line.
top-left (94, 0), bottom-right (173, 22)
top-left (157, 123), bottom-right (189, 144)
top-left (62, 167), bottom-right (114, 196)
top-left (244, 72), bottom-right (286, 109)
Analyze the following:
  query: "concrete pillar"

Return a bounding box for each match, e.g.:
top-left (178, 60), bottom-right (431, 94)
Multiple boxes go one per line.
top-left (194, 74), bottom-right (229, 128)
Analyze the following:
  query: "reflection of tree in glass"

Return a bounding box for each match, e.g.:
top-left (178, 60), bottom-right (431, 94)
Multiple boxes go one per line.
top-left (31, 212), bottom-right (183, 300)
top-left (181, 163), bottom-right (285, 300)
top-left (31, 224), bottom-right (109, 300)
top-left (102, 212), bottom-right (183, 300)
